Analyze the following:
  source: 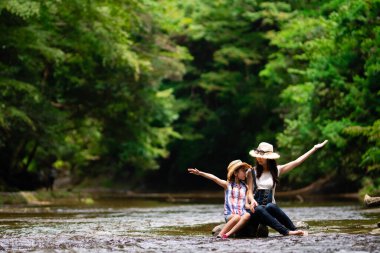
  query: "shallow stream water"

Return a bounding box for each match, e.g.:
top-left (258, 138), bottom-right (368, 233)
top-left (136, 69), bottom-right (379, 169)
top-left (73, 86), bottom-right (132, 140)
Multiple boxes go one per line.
top-left (0, 197), bottom-right (379, 252)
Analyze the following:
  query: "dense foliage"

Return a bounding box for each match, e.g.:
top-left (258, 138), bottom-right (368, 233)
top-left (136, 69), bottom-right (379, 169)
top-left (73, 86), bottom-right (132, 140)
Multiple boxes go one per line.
top-left (0, 0), bottom-right (188, 189)
top-left (0, 0), bottom-right (378, 194)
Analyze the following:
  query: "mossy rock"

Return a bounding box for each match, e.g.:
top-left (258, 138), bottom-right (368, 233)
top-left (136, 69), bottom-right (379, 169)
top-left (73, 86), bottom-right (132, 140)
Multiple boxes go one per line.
top-left (370, 228), bottom-right (380, 235)
top-left (364, 194), bottom-right (380, 208)
top-left (295, 221), bottom-right (309, 229)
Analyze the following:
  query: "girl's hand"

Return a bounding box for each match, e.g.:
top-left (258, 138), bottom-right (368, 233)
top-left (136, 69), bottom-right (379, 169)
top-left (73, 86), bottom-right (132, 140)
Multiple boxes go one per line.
top-left (188, 168), bottom-right (201, 175)
top-left (314, 140), bottom-right (328, 149)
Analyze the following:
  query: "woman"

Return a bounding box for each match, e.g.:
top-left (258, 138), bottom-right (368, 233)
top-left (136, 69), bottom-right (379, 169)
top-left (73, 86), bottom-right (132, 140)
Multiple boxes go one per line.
top-left (188, 160), bottom-right (252, 239)
top-left (247, 140), bottom-right (328, 236)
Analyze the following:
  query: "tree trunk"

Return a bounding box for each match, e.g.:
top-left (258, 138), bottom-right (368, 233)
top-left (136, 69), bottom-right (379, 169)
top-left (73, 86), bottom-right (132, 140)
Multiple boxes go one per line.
top-left (22, 141), bottom-right (38, 172)
top-left (276, 174), bottom-right (334, 197)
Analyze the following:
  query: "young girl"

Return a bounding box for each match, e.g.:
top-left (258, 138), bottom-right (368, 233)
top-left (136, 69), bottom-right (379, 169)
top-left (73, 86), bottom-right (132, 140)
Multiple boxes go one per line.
top-left (188, 160), bottom-right (251, 239)
top-left (247, 140), bottom-right (328, 236)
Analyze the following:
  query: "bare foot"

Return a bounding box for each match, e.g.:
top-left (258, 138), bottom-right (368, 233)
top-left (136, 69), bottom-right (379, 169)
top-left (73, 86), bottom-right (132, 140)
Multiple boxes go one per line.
top-left (287, 230), bottom-right (305, 236)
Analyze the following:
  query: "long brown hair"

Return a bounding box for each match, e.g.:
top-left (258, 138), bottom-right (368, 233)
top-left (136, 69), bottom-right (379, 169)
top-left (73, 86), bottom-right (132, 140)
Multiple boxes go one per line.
top-left (255, 159), bottom-right (279, 186)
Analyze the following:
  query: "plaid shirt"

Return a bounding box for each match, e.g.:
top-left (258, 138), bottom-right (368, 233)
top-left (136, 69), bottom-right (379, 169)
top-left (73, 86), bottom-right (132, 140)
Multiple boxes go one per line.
top-left (224, 181), bottom-right (247, 216)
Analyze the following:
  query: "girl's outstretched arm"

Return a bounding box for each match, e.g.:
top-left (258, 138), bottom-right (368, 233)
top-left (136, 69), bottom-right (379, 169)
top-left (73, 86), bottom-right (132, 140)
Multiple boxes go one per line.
top-left (188, 168), bottom-right (228, 189)
top-left (278, 140), bottom-right (328, 175)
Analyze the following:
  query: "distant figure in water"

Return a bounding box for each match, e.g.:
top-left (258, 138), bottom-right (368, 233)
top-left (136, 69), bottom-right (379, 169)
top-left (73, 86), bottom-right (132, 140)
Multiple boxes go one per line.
top-left (46, 168), bottom-right (57, 191)
top-left (188, 160), bottom-right (252, 239)
top-left (247, 140), bottom-right (328, 236)
top-left (39, 168), bottom-right (57, 191)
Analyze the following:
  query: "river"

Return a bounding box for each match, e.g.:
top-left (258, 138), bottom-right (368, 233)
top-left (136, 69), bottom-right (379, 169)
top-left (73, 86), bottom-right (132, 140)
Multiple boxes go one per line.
top-left (0, 196), bottom-right (379, 252)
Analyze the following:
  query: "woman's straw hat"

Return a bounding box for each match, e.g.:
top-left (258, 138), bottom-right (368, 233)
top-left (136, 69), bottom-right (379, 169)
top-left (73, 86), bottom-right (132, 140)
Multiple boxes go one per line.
top-left (227, 160), bottom-right (251, 181)
top-left (249, 142), bottom-right (280, 159)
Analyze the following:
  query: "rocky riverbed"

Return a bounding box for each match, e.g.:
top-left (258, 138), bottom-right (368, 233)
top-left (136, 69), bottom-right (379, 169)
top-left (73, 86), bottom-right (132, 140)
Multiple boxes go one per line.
top-left (0, 198), bottom-right (379, 252)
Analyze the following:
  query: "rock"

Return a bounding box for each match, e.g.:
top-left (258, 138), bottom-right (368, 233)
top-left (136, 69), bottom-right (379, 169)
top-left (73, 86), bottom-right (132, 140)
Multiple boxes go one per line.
top-left (256, 224), bottom-right (269, 238)
top-left (295, 221), bottom-right (310, 229)
top-left (211, 220), bottom-right (308, 238)
top-left (378, 222), bottom-right (380, 228)
top-left (370, 228), bottom-right (380, 235)
top-left (364, 194), bottom-right (380, 208)
top-left (212, 224), bottom-right (224, 236)
top-left (212, 222), bottom-right (268, 238)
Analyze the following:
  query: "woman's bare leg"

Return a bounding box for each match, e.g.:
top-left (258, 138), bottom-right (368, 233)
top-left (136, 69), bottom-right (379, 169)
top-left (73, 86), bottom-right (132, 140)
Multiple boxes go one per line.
top-left (218, 214), bottom-right (240, 237)
top-left (225, 213), bottom-right (251, 237)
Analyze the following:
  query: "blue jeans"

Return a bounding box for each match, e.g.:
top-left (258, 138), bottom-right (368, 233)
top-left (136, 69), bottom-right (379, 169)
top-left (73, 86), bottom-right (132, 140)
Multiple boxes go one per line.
top-left (255, 190), bottom-right (273, 205)
top-left (254, 203), bottom-right (297, 235)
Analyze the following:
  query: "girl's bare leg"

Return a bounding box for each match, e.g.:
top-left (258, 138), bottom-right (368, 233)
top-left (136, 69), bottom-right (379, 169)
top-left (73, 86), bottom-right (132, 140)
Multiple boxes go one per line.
top-left (218, 214), bottom-right (240, 237)
top-left (225, 213), bottom-right (250, 237)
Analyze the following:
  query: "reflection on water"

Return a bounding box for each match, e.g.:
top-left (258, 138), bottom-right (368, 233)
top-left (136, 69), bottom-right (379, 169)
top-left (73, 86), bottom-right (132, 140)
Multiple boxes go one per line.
top-left (0, 198), bottom-right (379, 252)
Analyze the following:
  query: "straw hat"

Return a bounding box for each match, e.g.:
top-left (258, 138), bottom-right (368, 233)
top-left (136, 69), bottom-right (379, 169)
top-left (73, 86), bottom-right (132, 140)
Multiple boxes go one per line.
top-left (227, 160), bottom-right (251, 181)
top-left (249, 142), bottom-right (280, 159)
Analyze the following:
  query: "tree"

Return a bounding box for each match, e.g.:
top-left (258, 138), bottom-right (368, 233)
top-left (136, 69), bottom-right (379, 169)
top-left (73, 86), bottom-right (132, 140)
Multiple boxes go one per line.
top-left (261, 0), bottom-right (380, 192)
top-left (156, 0), bottom-right (296, 190)
top-left (0, 0), bottom-right (189, 189)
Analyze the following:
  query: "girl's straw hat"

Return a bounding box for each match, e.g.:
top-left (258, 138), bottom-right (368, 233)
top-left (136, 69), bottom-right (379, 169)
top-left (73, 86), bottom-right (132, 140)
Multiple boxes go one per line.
top-left (227, 160), bottom-right (251, 181)
top-left (249, 142), bottom-right (280, 159)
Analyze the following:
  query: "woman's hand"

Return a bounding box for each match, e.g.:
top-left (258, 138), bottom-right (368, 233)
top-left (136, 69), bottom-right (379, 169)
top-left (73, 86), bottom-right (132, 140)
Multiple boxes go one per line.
top-left (314, 140), bottom-right (328, 149)
top-left (188, 168), bottom-right (201, 175)
top-left (250, 200), bottom-right (258, 213)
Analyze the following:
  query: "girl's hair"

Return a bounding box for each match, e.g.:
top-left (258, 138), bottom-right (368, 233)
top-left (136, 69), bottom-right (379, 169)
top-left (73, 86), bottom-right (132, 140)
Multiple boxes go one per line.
top-left (227, 166), bottom-right (248, 182)
top-left (255, 159), bottom-right (279, 186)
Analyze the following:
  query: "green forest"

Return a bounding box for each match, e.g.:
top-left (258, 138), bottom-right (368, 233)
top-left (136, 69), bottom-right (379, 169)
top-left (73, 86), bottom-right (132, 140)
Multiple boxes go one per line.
top-left (0, 0), bottom-right (379, 194)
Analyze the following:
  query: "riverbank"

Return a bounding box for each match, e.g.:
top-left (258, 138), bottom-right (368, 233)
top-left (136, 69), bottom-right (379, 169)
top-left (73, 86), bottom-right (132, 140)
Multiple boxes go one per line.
top-left (0, 190), bottom-right (91, 206)
top-left (0, 189), bottom-right (363, 207)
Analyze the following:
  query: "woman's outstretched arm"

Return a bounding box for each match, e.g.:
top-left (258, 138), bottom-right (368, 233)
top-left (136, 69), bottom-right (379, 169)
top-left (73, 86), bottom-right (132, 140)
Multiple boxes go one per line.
top-left (278, 140), bottom-right (328, 175)
top-left (188, 168), bottom-right (228, 189)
